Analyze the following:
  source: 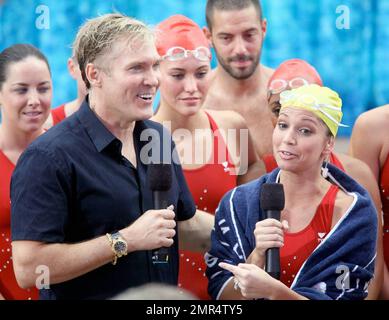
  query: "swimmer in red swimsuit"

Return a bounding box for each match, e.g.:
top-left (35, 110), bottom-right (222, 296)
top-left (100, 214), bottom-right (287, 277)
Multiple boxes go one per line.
top-left (350, 104), bottom-right (389, 299)
top-left (212, 84), bottom-right (377, 300)
top-left (0, 44), bottom-right (52, 300)
top-left (262, 59), bottom-right (384, 299)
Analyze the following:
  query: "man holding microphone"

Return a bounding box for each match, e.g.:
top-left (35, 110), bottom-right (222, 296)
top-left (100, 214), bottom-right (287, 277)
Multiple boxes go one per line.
top-left (10, 13), bottom-right (197, 299)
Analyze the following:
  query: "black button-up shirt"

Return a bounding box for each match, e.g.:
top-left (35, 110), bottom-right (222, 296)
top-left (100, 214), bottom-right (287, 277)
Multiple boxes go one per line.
top-left (11, 98), bottom-right (196, 300)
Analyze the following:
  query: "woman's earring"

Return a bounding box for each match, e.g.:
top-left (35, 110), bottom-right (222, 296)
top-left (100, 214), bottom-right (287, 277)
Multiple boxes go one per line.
top-left (321, 160), bottom-right (329, 179)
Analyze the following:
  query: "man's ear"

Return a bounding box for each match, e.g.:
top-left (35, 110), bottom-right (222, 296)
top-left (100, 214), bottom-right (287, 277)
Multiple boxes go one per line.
top-left (67, 58), bottom-right (78, 80)
top-left (85, 63), bottom-right (102, 88)
top-left (261, 18), bottom-right (268, 38)
top-left (203, 26), bottom-right (213, 47)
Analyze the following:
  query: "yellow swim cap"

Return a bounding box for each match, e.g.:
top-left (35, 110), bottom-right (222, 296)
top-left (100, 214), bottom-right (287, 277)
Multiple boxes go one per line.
top-left (279, 84), bottom-right (346, 137)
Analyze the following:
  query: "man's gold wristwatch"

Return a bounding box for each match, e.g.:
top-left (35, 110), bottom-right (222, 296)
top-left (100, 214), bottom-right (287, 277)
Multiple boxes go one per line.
top-left (106, 231), bottom-right (128, 265)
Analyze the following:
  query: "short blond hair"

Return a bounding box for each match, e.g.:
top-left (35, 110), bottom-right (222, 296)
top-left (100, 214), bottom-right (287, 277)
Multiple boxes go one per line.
top-left (74, 13), bottom-right (155, 89)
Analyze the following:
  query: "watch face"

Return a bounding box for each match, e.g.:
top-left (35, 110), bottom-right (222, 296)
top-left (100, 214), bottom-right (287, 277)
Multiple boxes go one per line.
top-left (114, 241), bottom-right (127, 255)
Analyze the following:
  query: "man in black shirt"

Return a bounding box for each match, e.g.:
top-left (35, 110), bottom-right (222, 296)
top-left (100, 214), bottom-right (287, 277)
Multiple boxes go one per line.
top-left (10, 13), bottom-right (196, 299)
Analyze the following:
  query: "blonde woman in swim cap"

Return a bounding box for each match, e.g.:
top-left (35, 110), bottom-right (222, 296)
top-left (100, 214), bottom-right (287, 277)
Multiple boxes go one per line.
top-left (207, 84), bottom-right (378, 300)
top-left (262, 59), bottom-right (384, 299)
top-left (263, 59), bottom-right (386, 300)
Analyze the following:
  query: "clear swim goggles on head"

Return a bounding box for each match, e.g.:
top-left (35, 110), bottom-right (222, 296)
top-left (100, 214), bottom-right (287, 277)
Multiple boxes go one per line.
top-left (162, 46), bottom-right (211, 62)
top-left (279, 90), bottom-right (348, 130)
top-left (268, 77), bottom-right (309, 95)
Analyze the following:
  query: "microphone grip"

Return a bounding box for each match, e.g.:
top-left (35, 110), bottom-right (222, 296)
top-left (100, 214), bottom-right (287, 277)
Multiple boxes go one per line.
top-left (265, 210), bottom-right (281, 279)
top-left (152, 191), bottom-right (170, 264)
top-left (153, 192), bottom-right (168, 210)
top-left (266, 248), bottom-right (280, 279)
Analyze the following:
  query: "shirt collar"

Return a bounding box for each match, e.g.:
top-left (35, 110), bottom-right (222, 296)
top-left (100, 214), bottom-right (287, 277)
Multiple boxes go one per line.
top-left (76, 96), bottom-right (152, 157)
top-left (76, 96), bottom-right (118, 153)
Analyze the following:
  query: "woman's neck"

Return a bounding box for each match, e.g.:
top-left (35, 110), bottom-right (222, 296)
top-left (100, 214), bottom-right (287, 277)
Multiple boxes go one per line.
top-left (153, 102), bottom-right (209, 133)
top-left (0, 123), bottom-right (43, 152)
top-left (0, 123), bottom-right (44, 164)
top-left (279, 168), bottom-right (330, 207)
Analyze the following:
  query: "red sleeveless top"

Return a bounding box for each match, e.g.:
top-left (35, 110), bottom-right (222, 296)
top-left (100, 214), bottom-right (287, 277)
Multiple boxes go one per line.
top-left (51, 104), bottom-right (66, 126)
top-left (0, 151), bottom-right (39, 300)
top-left (263, 152), bottom-right (345, 173)
top-left (280, 184), bottom-right (339, 287)
top-left (380, 155), bottom-right (389, 266)
top-left (179, 112), bottom-right (237, 299)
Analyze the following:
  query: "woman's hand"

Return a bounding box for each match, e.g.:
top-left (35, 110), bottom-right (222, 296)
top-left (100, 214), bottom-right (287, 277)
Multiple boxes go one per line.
top-left (248, 219), bottom-right (289, 268)
top-left (219, 262), bottom-right (279, 299)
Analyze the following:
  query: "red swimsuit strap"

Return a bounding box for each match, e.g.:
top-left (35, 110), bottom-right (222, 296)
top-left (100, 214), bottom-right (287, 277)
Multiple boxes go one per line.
top-left (203, 111), bottom-right (235, 167)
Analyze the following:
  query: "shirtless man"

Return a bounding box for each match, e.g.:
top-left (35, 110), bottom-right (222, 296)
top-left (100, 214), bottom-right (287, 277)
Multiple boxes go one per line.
top-left (203, 0), bottom-right (274, 157)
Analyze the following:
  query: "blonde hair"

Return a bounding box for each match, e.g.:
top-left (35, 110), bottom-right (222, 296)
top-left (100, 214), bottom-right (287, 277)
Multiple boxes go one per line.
top-left (74, 13), bottom-right (155, 89)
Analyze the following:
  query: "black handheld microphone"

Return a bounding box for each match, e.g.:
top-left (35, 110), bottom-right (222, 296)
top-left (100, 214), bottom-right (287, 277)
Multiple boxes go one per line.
top-left (260, 183), bottom-right (285, 279)
top-left (147, 163), bottom-right (173, 264)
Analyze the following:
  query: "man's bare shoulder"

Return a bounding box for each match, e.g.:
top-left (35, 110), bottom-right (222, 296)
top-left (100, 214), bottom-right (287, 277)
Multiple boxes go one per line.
top-left (260, 64), bottom-right (275, 79)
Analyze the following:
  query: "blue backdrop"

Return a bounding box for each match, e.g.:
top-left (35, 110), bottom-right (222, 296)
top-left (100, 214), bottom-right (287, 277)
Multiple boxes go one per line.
top-left (1, 0), bottom-right (389, 136)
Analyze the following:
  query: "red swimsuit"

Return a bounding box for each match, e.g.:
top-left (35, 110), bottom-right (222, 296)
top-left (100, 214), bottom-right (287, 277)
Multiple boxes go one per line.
top-left (280, 184), bottom-right (339, 287)
top-left (380, 155), bottom-right (389, 266)
top-left (51, 104), bottom-right (66, 126)
top-left (0, 151), bottom-right (39, 300)
top-left (263, 153), bottom-right (343, 287)
top-left (179, 112), bottom-right (237, 299)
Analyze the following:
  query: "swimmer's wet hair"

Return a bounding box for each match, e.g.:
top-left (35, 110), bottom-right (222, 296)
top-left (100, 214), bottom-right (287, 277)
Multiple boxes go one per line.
top-left (74, 13), bottom-right (155, 89)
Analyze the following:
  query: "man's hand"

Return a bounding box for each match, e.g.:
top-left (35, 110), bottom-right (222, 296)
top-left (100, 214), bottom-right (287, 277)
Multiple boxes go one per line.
top-left (122, 206), bottom-right (176, 252)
